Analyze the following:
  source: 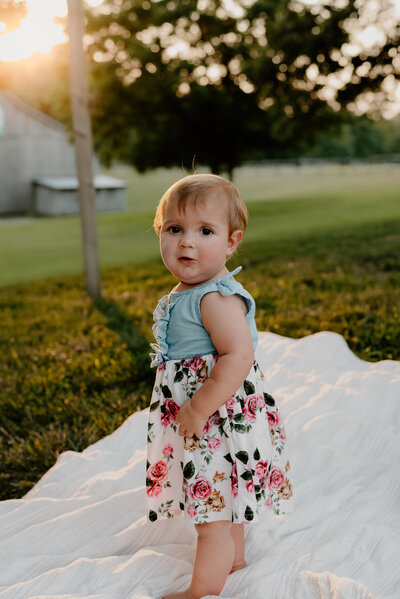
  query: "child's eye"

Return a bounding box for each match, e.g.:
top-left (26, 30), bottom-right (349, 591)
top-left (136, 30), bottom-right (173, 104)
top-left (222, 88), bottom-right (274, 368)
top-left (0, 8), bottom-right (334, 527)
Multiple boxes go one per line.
top-left (201, 227), bottom-right (213, 236)
top-left (168, 225), bottom-right (181, 234)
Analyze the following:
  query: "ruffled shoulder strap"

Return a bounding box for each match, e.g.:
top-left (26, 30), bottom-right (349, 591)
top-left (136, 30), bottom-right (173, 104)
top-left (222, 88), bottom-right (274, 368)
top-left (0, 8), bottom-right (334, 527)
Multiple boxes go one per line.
top-left (193, 266), bottom-right (255, 321)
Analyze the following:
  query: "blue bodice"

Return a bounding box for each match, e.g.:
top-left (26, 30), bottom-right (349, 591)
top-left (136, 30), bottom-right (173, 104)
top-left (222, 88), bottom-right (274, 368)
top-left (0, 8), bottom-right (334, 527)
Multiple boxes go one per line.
top-left (150, 267), bottom-right (258, 367)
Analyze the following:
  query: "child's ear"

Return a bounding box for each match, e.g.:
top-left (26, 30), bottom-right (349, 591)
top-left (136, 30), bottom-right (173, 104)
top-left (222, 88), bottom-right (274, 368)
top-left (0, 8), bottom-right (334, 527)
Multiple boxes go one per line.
top-left (226, 230), bottom-right (243, 257)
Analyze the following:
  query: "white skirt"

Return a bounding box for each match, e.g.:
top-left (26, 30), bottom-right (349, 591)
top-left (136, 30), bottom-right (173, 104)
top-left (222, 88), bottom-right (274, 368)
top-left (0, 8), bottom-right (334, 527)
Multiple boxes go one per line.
top-left (146, 353), bottom-right (293, 524)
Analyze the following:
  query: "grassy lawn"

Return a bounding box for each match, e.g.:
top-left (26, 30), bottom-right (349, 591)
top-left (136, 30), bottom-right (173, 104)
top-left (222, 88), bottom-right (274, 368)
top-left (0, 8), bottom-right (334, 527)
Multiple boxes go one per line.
top-left (0, 163), bottom-right (399, 288)
top-left (0, 164), bottom-right (399, 500)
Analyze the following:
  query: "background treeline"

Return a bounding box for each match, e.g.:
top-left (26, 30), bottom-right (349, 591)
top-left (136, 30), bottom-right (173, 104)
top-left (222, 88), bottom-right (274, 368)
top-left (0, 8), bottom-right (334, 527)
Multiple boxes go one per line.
top-left (2, 49), bottom-right (400, 164)
top-left (302, 115), bottom-right (400, 159)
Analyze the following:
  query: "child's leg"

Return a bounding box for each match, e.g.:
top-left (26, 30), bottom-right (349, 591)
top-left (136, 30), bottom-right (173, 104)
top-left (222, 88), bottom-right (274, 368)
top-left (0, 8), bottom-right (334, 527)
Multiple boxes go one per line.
top-left (162, 520), bottom-right (234, 599)
top-left (230, 522), bottom-right (247, 573)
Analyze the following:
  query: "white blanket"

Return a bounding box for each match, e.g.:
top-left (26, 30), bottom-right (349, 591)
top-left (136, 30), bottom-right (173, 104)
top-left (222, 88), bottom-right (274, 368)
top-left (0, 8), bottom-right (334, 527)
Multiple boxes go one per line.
top-left (1, 332), bottom-right (399, 599)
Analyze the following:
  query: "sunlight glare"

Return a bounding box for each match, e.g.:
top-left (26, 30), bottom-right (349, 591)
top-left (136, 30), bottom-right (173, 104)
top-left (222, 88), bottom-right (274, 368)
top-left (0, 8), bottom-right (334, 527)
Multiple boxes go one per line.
top-left (0, 0), bottom-right (103, 62)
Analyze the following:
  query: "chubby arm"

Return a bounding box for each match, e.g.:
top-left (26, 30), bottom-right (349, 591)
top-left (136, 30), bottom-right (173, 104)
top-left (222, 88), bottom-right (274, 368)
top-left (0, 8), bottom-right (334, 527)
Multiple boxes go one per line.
top-left (176, 291), bottom-right (254, 438)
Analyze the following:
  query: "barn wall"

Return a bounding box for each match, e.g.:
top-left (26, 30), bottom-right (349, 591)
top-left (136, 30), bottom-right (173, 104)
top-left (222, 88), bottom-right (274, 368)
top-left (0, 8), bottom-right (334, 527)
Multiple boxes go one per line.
top-left (0, 94), bottom-right (97, 215)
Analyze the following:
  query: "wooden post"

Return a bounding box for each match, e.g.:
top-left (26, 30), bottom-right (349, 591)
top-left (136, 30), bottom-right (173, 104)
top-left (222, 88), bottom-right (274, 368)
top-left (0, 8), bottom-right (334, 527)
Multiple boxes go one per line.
top-left (67, 0), bottom-right (101, 299)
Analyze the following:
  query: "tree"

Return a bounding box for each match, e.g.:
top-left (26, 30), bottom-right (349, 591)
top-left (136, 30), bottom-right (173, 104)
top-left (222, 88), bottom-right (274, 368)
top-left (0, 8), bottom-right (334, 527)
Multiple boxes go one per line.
top-left (85, 0), bottom-right (400, 176)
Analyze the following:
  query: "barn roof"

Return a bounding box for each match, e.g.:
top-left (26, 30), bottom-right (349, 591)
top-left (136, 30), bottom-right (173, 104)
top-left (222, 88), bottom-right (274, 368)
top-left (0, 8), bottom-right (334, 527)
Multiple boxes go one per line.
top-left (0, 90), bottom-right (65, 132)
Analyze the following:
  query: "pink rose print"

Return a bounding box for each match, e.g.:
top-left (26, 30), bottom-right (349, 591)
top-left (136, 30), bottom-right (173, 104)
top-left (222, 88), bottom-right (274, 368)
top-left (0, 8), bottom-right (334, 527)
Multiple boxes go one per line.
top-left (243, 395), bottom-right (258, 422)
top-left (255, 460), bottom-right (269, 478)
top-left (157, 362), bottom-right (165, 372)
top-left (256, 395), bottom-right (265, 408)
top-left (162, 444), bottom-right (174, 458)
top-left (161, 398), bottom-right (180, 426)
top-left (207, 437), bottom-right (222, 450)
top-left (225, 395), bottom-right (236, 421)
top-left (225, 395), bottom-right (236, 410)
top-left (189, 477), bottom-right (213, 501)
top-left (268, 467), bottom-right (285, 490)
top-left (246, 479), bottom-right (255, 493)
top-left (189, 357), bottom-right (204, 372)
top-left (209, 412), bottom-right (222, 427)
top-left (204, 411), bottom-right (222, 435)
top-left (280, 429), bottom-right (286, 441)
top-left (146, 480), bottom-right (163, 497)
top-left (267, 410), bottom-right (280, 428)
top-left (265, 496), bottom-right (273, 509)
top-left (147, 460), bottom-right (169, 483)
top-left (187, 505), bottom-right (197, 518)
top-left (231, 462), bottom-right (238, 498)
top-left (202, 419), bottom-right (212, 435)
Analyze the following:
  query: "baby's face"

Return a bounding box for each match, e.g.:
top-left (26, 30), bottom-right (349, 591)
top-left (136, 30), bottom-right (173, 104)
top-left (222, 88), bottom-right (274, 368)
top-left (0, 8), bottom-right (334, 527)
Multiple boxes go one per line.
top-left (160, 195), bottom-right (241, 290)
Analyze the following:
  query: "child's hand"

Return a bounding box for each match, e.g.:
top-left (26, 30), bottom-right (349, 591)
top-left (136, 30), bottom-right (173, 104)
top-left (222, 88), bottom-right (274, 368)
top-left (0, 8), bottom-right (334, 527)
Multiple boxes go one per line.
top-left (176, 401), bottom-right (209, 439)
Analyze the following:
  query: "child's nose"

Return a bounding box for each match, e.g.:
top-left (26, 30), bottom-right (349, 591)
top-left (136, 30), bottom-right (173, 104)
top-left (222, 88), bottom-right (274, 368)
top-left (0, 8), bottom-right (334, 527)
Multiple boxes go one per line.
top-left (179, 232), bottom-right (194, 247)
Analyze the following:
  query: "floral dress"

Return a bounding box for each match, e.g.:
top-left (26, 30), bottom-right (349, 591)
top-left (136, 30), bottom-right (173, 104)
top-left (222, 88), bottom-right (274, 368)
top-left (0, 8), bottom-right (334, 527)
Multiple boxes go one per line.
top-left (146, 268), bottom-right (293, 524)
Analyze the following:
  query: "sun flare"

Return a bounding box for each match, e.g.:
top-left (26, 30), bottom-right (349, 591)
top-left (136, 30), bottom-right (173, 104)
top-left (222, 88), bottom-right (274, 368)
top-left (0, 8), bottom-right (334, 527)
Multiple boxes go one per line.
top-left (0, 0), bottom-right (102, 62)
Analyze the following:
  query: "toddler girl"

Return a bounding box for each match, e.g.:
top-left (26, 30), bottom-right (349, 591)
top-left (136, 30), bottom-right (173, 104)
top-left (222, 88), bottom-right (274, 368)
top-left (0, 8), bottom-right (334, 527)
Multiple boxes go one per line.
top-left (146, 174), bottom-right (293, 599)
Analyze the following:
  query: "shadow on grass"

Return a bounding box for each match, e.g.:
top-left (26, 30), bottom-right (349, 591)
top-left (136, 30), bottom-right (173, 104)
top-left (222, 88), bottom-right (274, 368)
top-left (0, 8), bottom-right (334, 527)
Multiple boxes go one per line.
top-left (94, 296), bottom-right (154, 387)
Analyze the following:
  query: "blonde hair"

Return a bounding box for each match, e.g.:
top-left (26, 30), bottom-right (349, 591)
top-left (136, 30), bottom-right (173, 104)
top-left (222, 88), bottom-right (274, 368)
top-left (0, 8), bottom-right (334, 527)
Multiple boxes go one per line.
top-left (153, 174), bottom-right (248, 236)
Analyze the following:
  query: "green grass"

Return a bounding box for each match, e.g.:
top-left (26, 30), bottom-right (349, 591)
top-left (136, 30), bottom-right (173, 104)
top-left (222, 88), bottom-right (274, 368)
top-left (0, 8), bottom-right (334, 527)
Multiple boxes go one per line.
top-left (0, 164), bottom-right (399, 499)
top-left (0, 163), bottom-right (399, 288)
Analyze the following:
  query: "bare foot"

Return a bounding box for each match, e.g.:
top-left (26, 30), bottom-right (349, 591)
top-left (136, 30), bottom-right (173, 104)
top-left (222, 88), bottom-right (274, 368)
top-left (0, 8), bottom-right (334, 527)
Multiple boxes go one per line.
top-left (229, 558), bottom-right (247, 574)
top-left (162, 589), bottom-right (195, 599)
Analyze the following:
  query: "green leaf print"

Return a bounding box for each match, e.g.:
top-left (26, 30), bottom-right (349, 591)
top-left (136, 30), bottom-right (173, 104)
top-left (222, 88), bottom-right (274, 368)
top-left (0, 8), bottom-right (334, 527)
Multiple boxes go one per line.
top-left (174, 371), bottom-right (184, 383)
top-left (235, 450), bottom-right (249, 464)
top-left (224, 453), bottom-right (233, 464)
top-left (234, 424), bottom-right (247, 434)
top-left (161, 385), bottom-right (172, 398)
top-left (183, 460), bottom-right (196, 480)
top-left (244, 506), bottom-right (254, 521)
top-left (149, 510), bottom-right (158, 522)
top-left (253, 448), bottom-right (260, 460)
top-left (179, 502), bottom-right (185, 510)
top-left (234, 413), bottom-right (244, 423)
top-left (244, 380), bottom-right (255, 395)
top-left (263, 392), bottom-right (275, 406)
top-left (240, 471), bottom-right (252, 481)
top-left (150, 400), bottom-right (160, 412)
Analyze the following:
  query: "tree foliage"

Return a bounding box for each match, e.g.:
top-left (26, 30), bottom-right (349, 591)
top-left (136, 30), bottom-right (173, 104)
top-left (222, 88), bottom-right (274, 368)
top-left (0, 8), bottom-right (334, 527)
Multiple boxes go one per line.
top-left (87, 0), bottom-right (373, 175)
top-left (303, 113), bottom-right (400, 158)
top-left (5, 1), bottom-right (398, 177)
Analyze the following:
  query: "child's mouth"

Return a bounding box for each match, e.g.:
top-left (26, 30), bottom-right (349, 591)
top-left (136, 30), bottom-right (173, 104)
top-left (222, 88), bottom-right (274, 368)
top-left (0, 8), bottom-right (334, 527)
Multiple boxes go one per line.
top-left (179, 257), bottom-right (194, 262)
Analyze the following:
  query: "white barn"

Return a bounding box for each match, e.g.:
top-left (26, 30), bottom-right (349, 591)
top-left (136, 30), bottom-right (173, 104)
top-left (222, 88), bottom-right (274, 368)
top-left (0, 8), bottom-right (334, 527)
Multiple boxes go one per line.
top-left (0, 91), bottom-right (125, 215)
